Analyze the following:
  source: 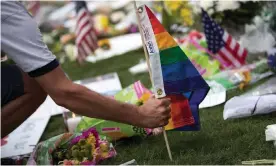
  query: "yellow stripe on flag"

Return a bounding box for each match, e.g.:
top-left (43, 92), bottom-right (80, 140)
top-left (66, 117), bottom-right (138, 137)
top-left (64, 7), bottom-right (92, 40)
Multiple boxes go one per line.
top-left (164, 117), bottom-right (174, 130)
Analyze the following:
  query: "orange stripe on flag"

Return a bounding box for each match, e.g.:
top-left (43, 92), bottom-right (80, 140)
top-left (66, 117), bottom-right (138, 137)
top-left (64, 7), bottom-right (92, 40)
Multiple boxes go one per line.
top-left (155, 32), bottom-right (178, 51)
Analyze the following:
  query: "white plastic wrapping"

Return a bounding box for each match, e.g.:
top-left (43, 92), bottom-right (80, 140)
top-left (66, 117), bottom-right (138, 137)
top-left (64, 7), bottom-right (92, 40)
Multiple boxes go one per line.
top-left (223, 96), bottom-right (259, 120)
top-left (254, 95), bottom-right (276, 115)
top-left (265, 124), bottom-right (276, 148)
top-left (265, 124), bottom-right (276, 141)
top-left (223, 76), bottom-right (276, 120)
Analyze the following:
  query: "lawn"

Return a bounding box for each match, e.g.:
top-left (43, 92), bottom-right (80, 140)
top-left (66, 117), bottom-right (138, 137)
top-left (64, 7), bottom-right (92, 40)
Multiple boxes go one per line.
top-left (40, 49), bottom-right (276, 165)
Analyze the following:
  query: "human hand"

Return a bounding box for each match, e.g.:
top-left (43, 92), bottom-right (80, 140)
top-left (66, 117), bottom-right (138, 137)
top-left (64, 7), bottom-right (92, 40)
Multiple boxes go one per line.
top-left (136, 95), bottom-right (171, 128)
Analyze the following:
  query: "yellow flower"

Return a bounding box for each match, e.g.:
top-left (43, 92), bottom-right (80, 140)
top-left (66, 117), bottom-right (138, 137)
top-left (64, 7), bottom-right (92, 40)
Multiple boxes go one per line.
top-left (140, 92), bottom-right (151, 102)
top-left (154, 4), bottom-right (162, 13)
top-left (184, 17), bottom-right (194, 26)
top-left (100, 143), bottom-right (109, 153)
top-left (101, 152), bottom-right (109, 158)
top-left (180, 8), bottom-right (191, 17)
top-left (99, 143), bottom-right (109, 158)
top-left (165, 1), bottom-right (182, 11)
top-left (87, 134), bottom-right (96, 145)
top-left (239, 71), bottom-right (251, 90)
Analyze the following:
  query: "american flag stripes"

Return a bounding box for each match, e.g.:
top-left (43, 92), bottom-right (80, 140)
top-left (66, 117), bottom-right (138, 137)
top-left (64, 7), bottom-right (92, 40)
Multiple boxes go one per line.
top-left (201, 9), bottom-right (248, 69)
top-left (75, 1), bottom-right (98, 62)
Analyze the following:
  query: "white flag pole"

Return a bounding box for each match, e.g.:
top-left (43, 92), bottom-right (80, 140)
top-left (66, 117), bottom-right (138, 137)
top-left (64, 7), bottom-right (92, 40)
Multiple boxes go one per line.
top-left (133, 1), bottom-right (173, 161)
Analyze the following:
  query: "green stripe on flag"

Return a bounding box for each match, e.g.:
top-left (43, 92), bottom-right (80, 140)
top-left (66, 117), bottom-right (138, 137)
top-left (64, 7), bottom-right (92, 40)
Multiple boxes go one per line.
top-left (160, 46), bottom-right (188, 65)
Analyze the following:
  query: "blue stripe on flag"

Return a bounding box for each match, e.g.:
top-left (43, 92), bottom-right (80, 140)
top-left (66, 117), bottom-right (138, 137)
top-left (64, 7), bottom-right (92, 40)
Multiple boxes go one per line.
top-left (164, 76), bottom-right (209, 94)
top-left (161, 61), bottom-right (200, 82)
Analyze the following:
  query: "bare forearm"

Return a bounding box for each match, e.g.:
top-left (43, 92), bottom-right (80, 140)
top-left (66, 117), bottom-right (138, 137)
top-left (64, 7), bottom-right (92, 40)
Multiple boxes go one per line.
top-left (36, 66), bottom-right (170, 129)
top-left (35, 66), bottom-right (143, 127)
top-left (58, 83), bottom-right (141, 126)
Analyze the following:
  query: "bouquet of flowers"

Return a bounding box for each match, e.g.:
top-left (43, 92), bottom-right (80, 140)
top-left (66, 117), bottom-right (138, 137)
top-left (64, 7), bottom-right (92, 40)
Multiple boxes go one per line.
top-left (207, 59), bottom-right (273, 90)
top-left (27, 128), bottom-right (116, 165)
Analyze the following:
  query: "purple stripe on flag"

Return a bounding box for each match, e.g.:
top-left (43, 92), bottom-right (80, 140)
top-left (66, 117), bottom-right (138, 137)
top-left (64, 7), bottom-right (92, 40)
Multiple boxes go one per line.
top-left (189, 88), bottom-right (209, 105)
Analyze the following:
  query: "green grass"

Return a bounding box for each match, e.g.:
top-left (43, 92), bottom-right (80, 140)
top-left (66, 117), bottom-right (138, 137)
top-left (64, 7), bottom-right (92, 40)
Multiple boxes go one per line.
top-left (40, 49), bottom-right (276, 165)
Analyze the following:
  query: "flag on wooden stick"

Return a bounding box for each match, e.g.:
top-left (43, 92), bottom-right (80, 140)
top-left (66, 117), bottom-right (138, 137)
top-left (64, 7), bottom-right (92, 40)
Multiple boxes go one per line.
top-left (75, 1), bottom-right (98, 63)
top-left (137, 5), bottom-right (210, 131)
top-left (202, 9), bottom-right (248, 69)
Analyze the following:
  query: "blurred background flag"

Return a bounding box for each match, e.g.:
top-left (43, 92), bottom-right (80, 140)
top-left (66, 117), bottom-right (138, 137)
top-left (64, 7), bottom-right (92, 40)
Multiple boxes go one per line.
top-left (75, 1), bottom-right (98, 62)
top-left (201, 9), bottom-right (248, 69)
top-left (26, 1), bottom-right (40, 16)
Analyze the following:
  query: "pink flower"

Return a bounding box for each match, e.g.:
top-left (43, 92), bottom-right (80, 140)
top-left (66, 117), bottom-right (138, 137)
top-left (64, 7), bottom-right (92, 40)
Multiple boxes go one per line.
top-left (80, 160), bottom-right (96, 165)
top-left (82, 128), bottom-right (99, 147)
top-left (70, 135), bottom-right (85, 145)
top-left (63, 159), bottom-right (73, 165)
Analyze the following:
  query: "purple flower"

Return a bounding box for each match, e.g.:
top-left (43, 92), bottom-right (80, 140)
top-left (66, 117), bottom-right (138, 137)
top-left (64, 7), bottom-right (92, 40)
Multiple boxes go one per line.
top-left (71, 135), bottom-right (85, 145)
top-left (82, 128), bottom-right (98, 138)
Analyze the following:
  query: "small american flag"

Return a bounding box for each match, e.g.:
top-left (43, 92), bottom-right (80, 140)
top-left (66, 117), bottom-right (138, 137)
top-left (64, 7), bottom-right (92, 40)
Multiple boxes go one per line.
top-left (26, 1), bottom-right (40, 16)
top-left (202, 9), bottom-right (248, 69)
top-left (75, 1), bottom-right (98, 62)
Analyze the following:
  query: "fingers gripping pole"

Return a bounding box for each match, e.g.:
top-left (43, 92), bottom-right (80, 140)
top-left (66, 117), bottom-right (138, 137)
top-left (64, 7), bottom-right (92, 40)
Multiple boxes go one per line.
top-left (133, 1), bottom-right (173, 161)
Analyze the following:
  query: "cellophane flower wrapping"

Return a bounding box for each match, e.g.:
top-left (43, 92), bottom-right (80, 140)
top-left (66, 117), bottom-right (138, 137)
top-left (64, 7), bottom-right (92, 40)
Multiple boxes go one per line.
top-left (27, 127), bottom-right (116, 165)
top-left (75, 81), bottom-right (154, 141)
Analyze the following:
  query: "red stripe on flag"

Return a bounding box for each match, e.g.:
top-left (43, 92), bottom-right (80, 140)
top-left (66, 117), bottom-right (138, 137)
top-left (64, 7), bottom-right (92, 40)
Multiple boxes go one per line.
top-left (76, 19), bottom-right (90, 36)
top-left (84, 34), bottom-right (94, 48)
top-left (77, 27), bottom-right (92, 45)
top-left (233, 44), bottom-right (240, 56)
top-left (217, 49), bottom-right (234, 68)
top-left (77, 45), bottom-right (86, 60)
top-left (226, 35), bottom-right (232, 46)
top-left (75, 5), bottom-right (98, 62)
top-left (90, 30), bottom-right (98, 46)
top-left (76, 10), bottom-right (88, 26)
top-left (224, 42), bottom-right (246, 65)
top-left (83, 31), bottom-right (96, 50)
top-left (241, 49), bottom-right (248, 63)
top-left (83, 37), bottom-right (94, 53)
top-left (215, 55), bottom-right (229, 70)
top-left (225, 43), bottom-right (240, 61)
top-left (89, 32), bottom-right (98, 50)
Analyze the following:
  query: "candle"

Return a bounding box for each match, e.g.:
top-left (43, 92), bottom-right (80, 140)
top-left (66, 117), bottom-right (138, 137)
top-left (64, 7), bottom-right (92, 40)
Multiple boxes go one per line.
top-left (67, 116), bottom-right (81, 133)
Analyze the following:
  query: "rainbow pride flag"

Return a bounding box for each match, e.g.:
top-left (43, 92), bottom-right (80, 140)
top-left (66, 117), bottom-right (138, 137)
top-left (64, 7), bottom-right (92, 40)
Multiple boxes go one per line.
top-left (137, 5), bottom-right (210, 131)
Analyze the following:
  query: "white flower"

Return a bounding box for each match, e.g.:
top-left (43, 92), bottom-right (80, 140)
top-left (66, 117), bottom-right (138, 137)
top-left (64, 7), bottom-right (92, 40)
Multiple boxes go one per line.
top-left (216, 1), bottom-right (240, 11)
top-left (191, 0), bottom-right (242, 14)
top-left (190, 0), bottom-right (214, 14)
top-left (190, 0), bottom-right (215, 14)
top-left (200, 0), bottom-right (215, 10)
